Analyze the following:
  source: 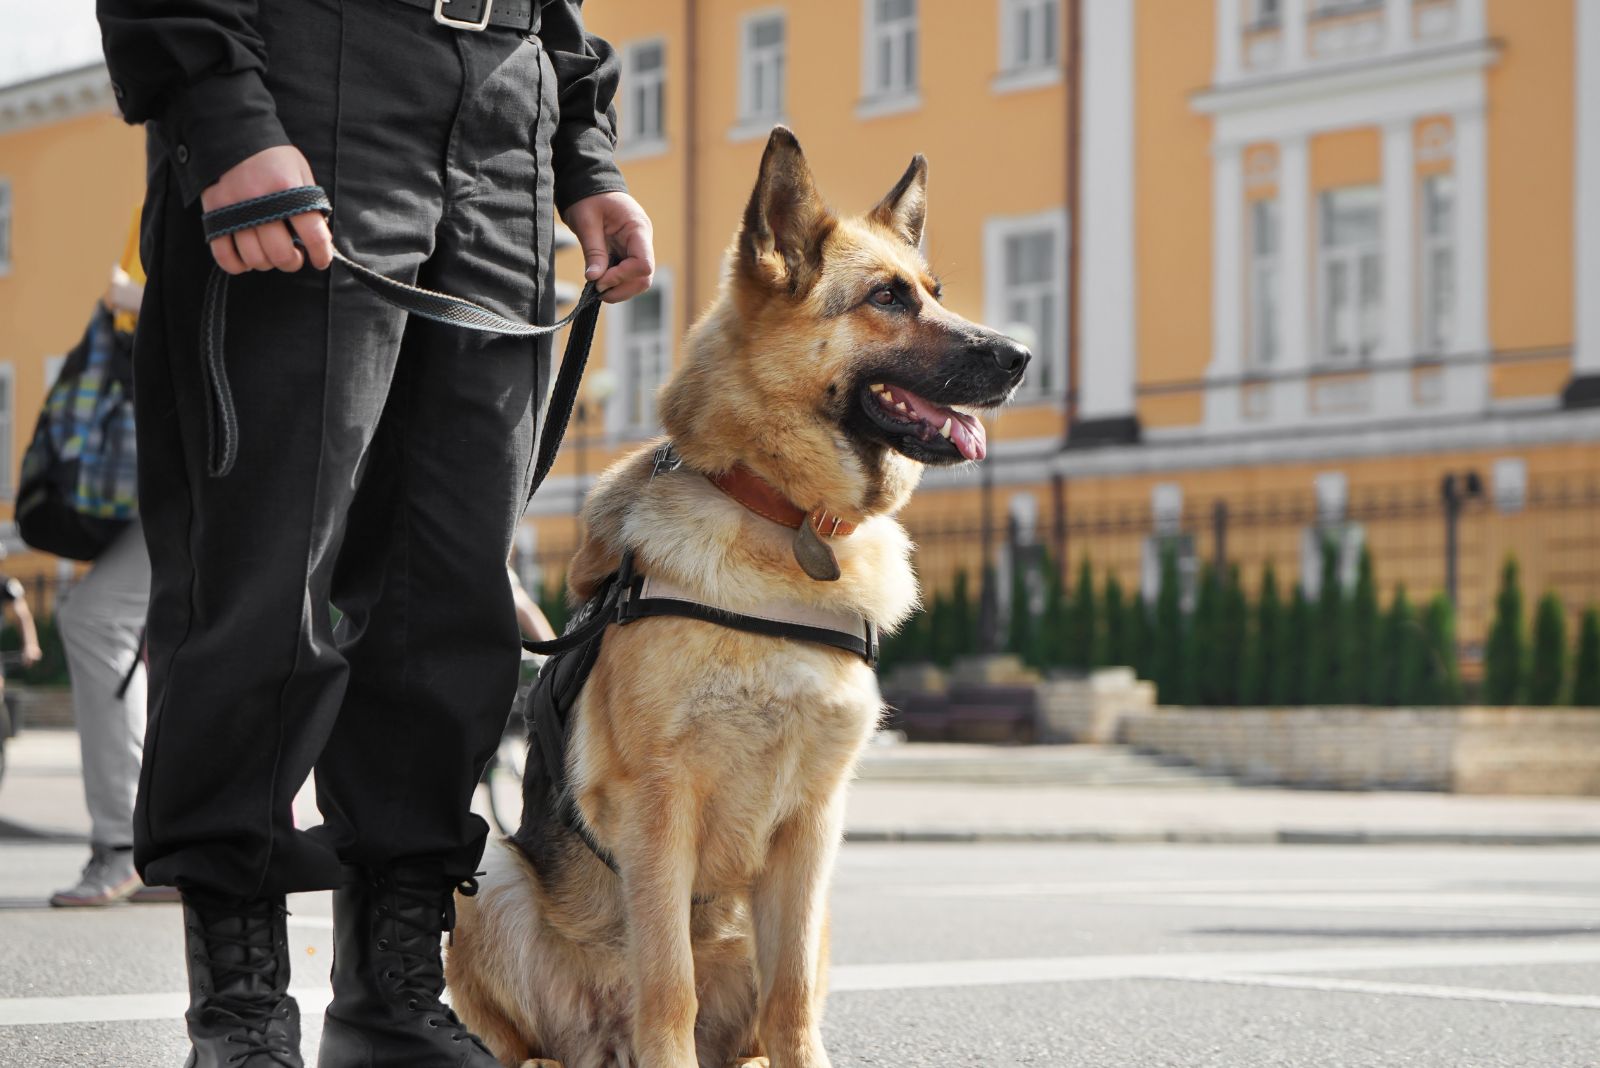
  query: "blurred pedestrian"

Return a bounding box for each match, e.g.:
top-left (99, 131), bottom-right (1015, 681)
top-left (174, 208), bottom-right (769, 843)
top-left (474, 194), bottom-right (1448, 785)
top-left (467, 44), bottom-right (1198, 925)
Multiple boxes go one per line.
top-left (0, 558), bottom-right (43, 695)
top-left (97, 0), bottom-right (653, 1064)
top-left (48, 244), bottom-right (169, 909)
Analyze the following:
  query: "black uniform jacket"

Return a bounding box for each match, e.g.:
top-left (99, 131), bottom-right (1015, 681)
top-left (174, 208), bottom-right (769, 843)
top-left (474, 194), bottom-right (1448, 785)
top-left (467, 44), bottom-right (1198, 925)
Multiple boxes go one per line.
top-left (96, 0), bottom-right (627, 211)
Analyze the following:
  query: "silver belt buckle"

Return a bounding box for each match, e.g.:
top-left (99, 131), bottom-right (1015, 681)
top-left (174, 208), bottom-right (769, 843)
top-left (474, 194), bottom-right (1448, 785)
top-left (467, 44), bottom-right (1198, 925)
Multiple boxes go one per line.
top-left (434, 0), bottom-right (492, 31)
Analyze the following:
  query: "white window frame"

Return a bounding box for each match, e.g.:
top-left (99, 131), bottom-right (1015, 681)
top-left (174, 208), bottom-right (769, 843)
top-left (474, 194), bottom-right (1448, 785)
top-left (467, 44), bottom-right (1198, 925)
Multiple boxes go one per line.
top-left (618, 38), bottom-right (667, 159)
top-left (0, 363), bottom-right (13, 500)
top-left (1248, 197), bottom-right (1281, 368)
top-left (999, 0), bottom-right (1060, 75)
top-left (737, 9), bottom-right (787, 130)
top-left (0, 179), bottom-right (12, 277)
top-left (1419, 172), bottom-right (1456, 356)
top-left (607, 268), bottom-right (673, 436)
top-left (1317, 185), bottom-right (1384, 366)
top-left (984, 210), bottom-right (1069, 405)
top-left (859, 0), bottom-right (920, 117)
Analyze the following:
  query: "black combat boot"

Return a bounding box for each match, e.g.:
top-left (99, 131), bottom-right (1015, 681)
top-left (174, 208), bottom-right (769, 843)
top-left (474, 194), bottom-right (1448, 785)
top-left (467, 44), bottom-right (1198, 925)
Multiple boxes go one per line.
top-left (180, 892), bottom-right (303, 1067)
top-left (318, 864), bottom-right (499, 1068)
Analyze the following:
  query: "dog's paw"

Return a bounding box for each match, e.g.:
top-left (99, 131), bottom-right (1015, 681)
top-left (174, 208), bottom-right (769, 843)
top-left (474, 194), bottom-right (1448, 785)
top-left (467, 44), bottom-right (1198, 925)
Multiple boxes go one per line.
top-left (731, 1059), bottom-right (769, 1068)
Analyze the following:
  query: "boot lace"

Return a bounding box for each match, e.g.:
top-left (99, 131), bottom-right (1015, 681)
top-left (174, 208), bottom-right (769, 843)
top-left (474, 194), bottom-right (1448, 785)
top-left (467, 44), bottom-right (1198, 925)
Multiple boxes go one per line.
top-left (193, 898), bottom-right (299, 1067)
top-left (376, 874), bottom-right (492, 1055)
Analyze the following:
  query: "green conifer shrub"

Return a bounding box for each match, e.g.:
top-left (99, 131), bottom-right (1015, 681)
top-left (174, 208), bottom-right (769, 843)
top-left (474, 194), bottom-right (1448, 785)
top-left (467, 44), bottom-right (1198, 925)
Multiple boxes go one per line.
top-left (1528, 592), bottom-right (1568, 706)
top-left (1420, 594), bottom-right (1462, 706)
top-left (1572, 606), bottom-right (1600, 707)
top-left (1484, 557), bottom-right (1525, 705)
top-left (1346, 547), bottom-right (1379, 704)
top-left (1276, 586), bottom-right (1312, 706)
top-left (1103, 572), bottom-right (1127, 668)
top-left (1151, 546), bottom-right (1184, 703)
top-left (1240, 562), bottom-right (1281, 706)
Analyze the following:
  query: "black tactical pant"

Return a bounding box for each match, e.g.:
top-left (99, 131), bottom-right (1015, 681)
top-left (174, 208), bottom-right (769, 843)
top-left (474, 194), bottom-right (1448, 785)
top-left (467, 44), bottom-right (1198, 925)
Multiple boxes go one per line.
top-left (132, 0), bottom-right (558, 897)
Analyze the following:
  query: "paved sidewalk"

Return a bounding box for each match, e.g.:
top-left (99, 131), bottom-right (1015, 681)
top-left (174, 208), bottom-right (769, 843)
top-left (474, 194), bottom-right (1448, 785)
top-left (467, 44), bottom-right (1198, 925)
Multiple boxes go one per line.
top-left (7, 729), bottom-right (1600, 846)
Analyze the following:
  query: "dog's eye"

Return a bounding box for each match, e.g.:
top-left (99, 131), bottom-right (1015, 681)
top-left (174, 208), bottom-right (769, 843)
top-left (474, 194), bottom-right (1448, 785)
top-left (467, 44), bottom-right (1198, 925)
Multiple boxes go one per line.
top-left (870, 287), bottom-right (898, 307)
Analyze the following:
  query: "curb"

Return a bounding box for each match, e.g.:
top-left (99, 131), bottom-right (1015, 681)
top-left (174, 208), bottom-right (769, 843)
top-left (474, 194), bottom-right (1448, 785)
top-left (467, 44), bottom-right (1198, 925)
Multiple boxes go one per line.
top-left (843, 827), bottom-right (1600, 847)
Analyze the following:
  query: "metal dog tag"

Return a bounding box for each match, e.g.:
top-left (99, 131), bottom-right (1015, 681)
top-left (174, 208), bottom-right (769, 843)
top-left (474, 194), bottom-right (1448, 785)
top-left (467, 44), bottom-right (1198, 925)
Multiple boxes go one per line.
top-left (793, 520), bottom-right (841, 582)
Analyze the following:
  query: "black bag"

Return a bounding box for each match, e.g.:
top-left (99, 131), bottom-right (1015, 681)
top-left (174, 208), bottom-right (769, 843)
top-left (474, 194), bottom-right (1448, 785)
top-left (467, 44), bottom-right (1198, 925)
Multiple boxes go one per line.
top-left (16, 305), bottom-right (139, 561)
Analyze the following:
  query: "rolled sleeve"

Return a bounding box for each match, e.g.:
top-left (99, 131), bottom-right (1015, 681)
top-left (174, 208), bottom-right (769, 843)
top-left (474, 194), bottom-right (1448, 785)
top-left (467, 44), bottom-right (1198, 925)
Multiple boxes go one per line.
top-left (98, 1), bottom-right (289, 205)
top-left (541, 1), bottom-right (629, 213)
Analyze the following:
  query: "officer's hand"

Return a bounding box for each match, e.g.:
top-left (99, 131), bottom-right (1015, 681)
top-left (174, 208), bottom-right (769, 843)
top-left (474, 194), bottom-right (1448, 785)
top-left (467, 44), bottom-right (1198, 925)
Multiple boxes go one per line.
top-left (200, 146), bottom-right (335, 276)
top-left (21, 643), bottom-right (41, 668)
top-left (562, 191), bottom-right (655, 303)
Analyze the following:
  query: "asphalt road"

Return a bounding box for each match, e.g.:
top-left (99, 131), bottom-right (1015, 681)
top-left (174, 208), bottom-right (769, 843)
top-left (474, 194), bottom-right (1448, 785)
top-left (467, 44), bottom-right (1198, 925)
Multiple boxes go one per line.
top-left (3, 841), bottom-right (1599, 1067)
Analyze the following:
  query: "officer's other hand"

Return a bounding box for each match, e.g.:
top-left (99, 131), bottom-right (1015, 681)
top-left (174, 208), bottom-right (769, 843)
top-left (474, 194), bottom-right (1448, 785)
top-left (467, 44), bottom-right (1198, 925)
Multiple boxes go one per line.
top-left (563, 191), bottom-right (655, 304)
top-left (200, 146), bottom-right (336, 276)
top-left (21, 643), bottom-right (41, 667)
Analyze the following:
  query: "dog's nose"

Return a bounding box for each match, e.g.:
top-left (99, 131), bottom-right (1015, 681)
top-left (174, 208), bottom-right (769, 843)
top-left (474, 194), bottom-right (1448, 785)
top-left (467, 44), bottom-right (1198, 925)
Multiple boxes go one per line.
top-left (978, 336), bottom-right (1031, 375)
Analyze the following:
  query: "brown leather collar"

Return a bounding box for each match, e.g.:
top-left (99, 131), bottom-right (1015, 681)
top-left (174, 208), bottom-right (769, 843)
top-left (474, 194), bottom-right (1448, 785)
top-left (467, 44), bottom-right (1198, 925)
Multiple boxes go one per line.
top-left (708, 465), bottom-right (857, 538)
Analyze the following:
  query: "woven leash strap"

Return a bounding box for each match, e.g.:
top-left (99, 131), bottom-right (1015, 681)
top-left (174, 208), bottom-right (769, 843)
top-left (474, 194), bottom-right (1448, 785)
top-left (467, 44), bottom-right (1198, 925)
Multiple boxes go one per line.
top-left (199, 185), bottom-right (604, 492)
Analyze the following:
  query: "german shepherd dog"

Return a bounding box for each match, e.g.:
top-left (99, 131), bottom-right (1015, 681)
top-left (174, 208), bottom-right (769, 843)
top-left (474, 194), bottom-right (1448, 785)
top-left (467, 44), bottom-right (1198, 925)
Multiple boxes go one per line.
top-left (447, 128), bottom-right (1029, 1068)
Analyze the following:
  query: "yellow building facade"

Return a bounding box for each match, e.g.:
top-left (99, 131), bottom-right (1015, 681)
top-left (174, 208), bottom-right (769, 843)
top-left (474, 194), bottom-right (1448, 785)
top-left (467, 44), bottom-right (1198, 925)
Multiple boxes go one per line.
top-left (1, 2), bottom-right (1597, 658)
top-left (534, 0), bottom-right (1600, 659)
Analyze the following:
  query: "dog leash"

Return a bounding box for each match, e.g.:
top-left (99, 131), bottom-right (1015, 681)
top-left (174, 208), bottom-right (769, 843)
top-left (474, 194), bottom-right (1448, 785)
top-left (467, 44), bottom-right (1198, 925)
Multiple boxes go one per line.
top-left (198, 185), bottom-right (604, 499)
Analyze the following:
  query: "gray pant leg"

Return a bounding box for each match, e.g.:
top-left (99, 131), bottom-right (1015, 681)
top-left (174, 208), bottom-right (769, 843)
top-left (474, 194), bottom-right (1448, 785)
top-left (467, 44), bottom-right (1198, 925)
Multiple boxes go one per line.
top-left (59, 520), bottom-right (151, 848)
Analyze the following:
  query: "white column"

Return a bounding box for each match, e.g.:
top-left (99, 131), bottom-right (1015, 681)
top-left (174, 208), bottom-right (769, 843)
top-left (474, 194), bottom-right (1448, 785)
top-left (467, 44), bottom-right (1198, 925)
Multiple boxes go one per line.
top-left (1378, 118), bottom-right (1415, 418)
top-left (1076, 0), bottom-right (1137, 428)
top-left (1456, 0), bottom-right (1487, 40)
top-left (1276, 134), bottom-right (1311, 423)
top-left (1282, 0), bottom-right (1308, 69)
top-left (1215, 0), bottom-right (1242, 83)
top-left (1576, 0), bottom-right (1600, 379)
top-left (1449, 106), bottom-right (1489, 412)
top-left (1206, 142), bottom-right (1244, 431)
top-left (1385, 0), bottom-right (1412, 53)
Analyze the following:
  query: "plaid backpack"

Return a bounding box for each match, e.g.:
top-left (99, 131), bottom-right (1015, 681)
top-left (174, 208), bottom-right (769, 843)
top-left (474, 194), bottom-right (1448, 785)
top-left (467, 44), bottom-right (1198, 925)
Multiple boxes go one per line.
top-left (16, 304), bottom-right (138, 561)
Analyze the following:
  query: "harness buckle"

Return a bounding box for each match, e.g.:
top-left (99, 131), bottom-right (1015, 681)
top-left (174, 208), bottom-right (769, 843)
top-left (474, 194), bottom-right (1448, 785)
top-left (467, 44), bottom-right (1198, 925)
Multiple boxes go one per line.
top-left (865, 620), bottom-right (880, 667)
top-left (434, 0), bottom-right (493, 31)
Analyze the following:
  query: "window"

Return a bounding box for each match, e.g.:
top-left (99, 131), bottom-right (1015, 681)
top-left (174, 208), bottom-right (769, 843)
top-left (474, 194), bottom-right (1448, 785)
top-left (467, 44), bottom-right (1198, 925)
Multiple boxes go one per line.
top-left (612, 280), bottom-right (671, 433)
top-left (1000, 0), bottom-right (1059, 73)
top-left (620, 40), bottom-right (666, 150)
top-left (1248, 199), bottom-right (1281, 368)
top-left (1250, 0), bottom-right (1282, 28)
top-left (985, 212), bottom-right (1068, 402)
top-left (1318, 186), bottom-right (1382, 364)
top-left (0, 179), bottom-right (11, 277)
top-left (740, 11), bottom-right (786, 124)
top-left (864, 0), bottom-right (918, 100)
top-left (1420, 174), bottom-right (1456, 355)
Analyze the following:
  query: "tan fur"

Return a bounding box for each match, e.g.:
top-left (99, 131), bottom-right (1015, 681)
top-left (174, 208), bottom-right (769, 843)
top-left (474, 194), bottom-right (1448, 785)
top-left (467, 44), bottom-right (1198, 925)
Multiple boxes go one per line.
top-left (447, 129), bottom-right (1018, 1068)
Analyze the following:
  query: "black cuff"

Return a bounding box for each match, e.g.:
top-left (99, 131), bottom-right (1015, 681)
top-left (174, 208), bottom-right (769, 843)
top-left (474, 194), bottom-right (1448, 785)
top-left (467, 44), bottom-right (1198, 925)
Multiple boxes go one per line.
top-left (156, 71), bottom-right (290, 205)
top-left (553, 128), bottom-right (629, 215)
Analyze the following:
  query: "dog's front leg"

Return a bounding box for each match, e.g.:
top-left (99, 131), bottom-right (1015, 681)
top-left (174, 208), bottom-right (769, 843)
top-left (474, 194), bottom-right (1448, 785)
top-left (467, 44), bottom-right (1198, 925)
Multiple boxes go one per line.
top-left (751, 797), bottom-right (844, 1068)
top-left (618, 780), bottom-right (702, 1068)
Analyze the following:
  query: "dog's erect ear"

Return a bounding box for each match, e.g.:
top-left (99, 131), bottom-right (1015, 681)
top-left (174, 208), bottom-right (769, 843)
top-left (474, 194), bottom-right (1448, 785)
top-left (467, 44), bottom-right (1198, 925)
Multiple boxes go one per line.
top-left (740, 127), bottom-right (832, 292)
top-left (868, 155), bottom-right (928, 249)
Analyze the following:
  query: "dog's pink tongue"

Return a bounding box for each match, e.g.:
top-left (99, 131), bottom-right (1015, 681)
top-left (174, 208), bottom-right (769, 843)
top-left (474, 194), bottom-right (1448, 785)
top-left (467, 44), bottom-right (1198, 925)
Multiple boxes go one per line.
top-left (949, 411), bottom-right (987, 462)
top-left (900, 390), bottom-right (988, 462)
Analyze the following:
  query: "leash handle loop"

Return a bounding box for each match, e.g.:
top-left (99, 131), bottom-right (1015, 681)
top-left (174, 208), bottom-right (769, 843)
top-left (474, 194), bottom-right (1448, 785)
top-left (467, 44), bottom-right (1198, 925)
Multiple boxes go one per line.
top-left (197, 185), bottom-right (605, 489)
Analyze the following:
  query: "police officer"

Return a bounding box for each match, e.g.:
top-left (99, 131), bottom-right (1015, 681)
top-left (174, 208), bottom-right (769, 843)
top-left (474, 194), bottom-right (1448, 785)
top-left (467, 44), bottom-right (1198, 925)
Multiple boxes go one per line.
top-left (95, 1), bottom-right (653, 1063)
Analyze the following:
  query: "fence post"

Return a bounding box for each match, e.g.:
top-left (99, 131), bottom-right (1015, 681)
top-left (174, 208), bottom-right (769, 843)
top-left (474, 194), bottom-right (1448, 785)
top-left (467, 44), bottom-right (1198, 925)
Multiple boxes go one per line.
top-left (1441, 471), bottom-right (1483, 609)
top-left (1212, 500), bottom-right (1229, 572)
top-left (978, 459), bottom-right (998, 654)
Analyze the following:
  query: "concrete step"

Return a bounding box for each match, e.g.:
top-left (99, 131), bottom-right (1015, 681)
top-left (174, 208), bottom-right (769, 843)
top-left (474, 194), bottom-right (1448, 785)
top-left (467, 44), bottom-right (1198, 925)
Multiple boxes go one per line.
top-left (855, 743), bottom-right (1236, 788)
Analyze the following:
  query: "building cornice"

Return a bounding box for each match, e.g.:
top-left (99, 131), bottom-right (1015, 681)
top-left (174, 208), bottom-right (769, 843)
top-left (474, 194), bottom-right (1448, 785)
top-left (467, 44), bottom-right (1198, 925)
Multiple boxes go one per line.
top-left (0, 63), bottom-right (115, 138)
top-left (1191, 39), bottom-right (1500, 121)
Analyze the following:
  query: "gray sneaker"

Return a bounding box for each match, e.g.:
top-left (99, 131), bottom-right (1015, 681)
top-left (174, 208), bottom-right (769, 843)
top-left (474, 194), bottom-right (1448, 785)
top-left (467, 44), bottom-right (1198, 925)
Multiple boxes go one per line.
top-left (50, 844), bottom-right (141, 907)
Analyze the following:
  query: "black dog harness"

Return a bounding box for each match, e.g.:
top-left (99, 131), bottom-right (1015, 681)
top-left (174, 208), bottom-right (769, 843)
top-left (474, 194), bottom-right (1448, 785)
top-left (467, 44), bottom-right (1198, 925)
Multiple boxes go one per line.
top-left (516, 461), bottom-right (880, 876)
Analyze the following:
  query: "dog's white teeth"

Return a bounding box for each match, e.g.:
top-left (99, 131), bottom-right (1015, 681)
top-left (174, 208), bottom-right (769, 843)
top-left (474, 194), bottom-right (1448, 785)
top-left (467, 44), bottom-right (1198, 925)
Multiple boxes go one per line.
top-left (939, 418), bottom-right (953, 439)
top-left (870, 383), bottom-right (887, 393)
top-left (895, 401), bottom-right (909, 412)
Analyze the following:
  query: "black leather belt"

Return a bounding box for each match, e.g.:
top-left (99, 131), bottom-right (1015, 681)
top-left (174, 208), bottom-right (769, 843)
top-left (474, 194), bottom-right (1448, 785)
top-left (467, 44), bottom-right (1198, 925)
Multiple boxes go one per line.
top-left (391, 0), bottom-right (539, 33)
